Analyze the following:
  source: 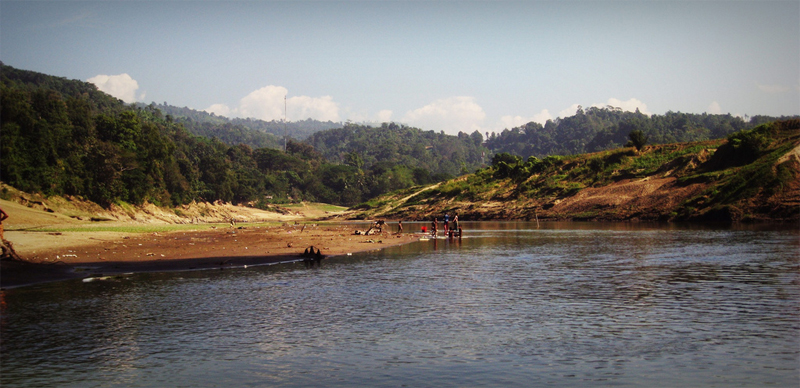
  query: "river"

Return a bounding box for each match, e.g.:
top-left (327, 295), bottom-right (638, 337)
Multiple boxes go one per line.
top-left (1, 222), bottom-right (798, 387)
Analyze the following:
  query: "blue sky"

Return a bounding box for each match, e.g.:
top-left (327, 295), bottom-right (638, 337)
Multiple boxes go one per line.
top-left (2, 1), bottom-right (798, 135)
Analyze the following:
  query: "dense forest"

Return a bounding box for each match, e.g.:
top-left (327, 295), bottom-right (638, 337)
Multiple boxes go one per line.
top-left (145, 102), bottom-right (343, 147)
top-left (305, 123), bottom-right (488, 178)
top-left (0, 64), bottom-right (467, 207)
top-left (486, 105), bottom-right (793, 159)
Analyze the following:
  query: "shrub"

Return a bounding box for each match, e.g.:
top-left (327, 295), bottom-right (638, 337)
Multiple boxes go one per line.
top-left (626, 130), bottom-right (648, 151)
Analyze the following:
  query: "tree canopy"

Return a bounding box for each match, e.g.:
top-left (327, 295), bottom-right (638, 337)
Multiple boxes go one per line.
top-left (0, 64), bottom-right (484, 207)
top-left (485, 106), bottom-right (794, 159)
top-left (305, 122), bottom-right (489, 178)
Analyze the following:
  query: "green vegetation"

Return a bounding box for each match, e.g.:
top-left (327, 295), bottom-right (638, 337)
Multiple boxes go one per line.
top-left (0, 63), bottom-right (478, 208)
top-left (676, 121), bottom-right (800, 220)
top-left (282, 202), bottom-right (347, 212)
top-left (626, 130), bottom-right (649, 151)
top-left (305, 122), bottom-right (489, 178)
top-left (143, 102), bottom-right (343, 147)
top-left (485, 105), bottom-right (794, 159)
top-left (355, 119), bottom-right (799, 223)
top-left (2, 63), bottom-right (796, 224)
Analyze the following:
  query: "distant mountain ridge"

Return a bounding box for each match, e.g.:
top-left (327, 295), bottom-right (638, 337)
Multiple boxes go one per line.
top-left (142, 102), bottom-right (344, 142)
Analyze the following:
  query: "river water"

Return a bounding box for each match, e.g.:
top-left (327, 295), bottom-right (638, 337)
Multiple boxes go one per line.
top-left (1, 222), bottom-right (798, 387)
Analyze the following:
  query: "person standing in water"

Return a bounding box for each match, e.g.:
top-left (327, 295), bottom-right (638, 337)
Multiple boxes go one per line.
top-left (443, 213), bottom-right (450, 236)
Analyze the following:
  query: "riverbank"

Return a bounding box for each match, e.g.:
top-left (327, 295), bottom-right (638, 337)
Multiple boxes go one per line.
top-left (0, 198), bottom-right (416, 288)
top-left (353, 121), bottom-right (800, 223)
top-left (2, 224), bottom-right (418, 288)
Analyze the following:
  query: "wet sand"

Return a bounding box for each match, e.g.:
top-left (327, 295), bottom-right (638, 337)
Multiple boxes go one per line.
top-left (1, 224), bottom-right (419, 289)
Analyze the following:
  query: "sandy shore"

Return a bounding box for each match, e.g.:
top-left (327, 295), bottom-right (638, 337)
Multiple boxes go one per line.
top-left (2, 225), bottom-right (418, 288)
top-left (0, 199), bottom-right (418, 288)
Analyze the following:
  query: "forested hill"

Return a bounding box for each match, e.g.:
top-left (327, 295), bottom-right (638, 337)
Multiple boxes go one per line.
top-left (2, 62), bottom-right (796, 217)
top-left (356, 119), bottom-right (800, 223)
top-left (0, 62), bottom-right (126, 115)
top-left (145, 102), bottom-right (343, 144)
top-left (305, 123), bottom-right (488, 177)
top-left (486, 106), bottom-right (794, 159)
top-left (0, 63), bottom-right (478, 208)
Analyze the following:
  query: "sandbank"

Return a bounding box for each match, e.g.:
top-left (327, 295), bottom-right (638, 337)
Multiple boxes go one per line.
top-left (0, 199), bottom-right (418, 288)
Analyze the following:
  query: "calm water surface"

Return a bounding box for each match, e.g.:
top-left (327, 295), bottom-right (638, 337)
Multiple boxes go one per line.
top-left (1, 222), bottom-right (798, 387)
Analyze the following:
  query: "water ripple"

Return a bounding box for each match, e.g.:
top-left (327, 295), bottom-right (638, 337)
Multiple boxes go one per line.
top-left (1, 224), bottom-right (798, 387)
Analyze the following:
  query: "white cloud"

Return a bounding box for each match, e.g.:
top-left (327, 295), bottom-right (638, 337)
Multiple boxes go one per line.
top-left (376, 110), bottom-right (393, 123)
top-left (287, 94), bottom-right (339, 122)
top-left (238, 85), bottom-right (288, 120)
top-left (205, 103), bottom-right (233, 117)
top-left (499, 109), bottom-right (553, 128)
top-left (757, 83), bottom-right (790, 94)
top-left (707, 101), bottom-right (722, 114)
top-left (402, 96), bottom-right (486, 135)
top-left (558, 104), bottom-right (581, 118)
top-left (206, 85), bottom-right (340, 122)
top-left (87, 73), bottom-right (141, 103)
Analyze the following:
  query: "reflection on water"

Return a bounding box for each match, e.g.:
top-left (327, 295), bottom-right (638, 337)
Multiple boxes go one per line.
top-left (1, 222), bottom-right (798, 387)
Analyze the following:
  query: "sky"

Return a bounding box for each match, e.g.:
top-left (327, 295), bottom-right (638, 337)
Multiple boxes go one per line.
top-left (1, 1), bottom-right (798, 135)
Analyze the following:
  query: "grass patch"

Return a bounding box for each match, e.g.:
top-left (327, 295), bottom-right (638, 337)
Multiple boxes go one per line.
top-left (403, 189), bottom-right (439, 207)
top-left (353, 198), bottom-right (390, 210)
top-left (627, 143), bottom-right (715, 176)
top-left (438, 180), bottom-right (470, 198)
top-left (307, 203), bottom-right (348, 212)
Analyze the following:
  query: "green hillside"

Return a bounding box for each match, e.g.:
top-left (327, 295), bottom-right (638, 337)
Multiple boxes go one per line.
top-left (305, 122), bottom-right (488, 178)
top-left (354, 120), bottom-right (800, 223)
top-left (0, 64), bottom-right (478, 207)
top-left (485, 106), bottom-right (793, 159)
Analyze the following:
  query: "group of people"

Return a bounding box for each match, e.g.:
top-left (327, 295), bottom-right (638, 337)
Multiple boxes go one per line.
top-left (430, 213), bottom-right (461, 238)
top-left (392, 214), bottom-right (462, 239)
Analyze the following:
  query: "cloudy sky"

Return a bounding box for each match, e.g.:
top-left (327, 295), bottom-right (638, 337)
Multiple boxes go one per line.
top-left (2, 1), bottom-right (798, 135)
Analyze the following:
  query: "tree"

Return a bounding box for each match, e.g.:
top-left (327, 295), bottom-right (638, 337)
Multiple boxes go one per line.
top-left (491, 152), bottom-right (521, 167)
top-left (626, 130), bottom-right (649, 151)
top-left (344, 151), bottom-right (364, 170)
